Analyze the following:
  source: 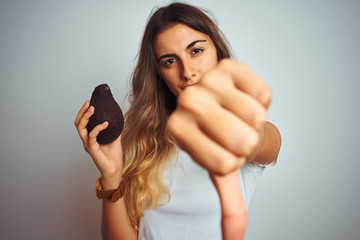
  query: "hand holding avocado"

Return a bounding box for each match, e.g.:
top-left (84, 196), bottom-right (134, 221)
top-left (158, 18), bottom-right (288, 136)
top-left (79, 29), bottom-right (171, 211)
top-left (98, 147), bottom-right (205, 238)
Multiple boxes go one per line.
top-left (74, 84), bottom-right (124, 189)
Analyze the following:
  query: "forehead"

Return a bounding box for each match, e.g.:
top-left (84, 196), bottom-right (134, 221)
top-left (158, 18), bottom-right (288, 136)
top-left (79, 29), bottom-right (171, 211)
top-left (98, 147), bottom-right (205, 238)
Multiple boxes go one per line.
top-left (154, 23), bottom-right (211, 53)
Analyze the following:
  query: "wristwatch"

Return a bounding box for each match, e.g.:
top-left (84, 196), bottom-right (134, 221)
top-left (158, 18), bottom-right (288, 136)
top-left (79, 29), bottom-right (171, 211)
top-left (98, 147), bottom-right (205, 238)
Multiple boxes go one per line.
top-left (95, 177), bottom-right (125, 202)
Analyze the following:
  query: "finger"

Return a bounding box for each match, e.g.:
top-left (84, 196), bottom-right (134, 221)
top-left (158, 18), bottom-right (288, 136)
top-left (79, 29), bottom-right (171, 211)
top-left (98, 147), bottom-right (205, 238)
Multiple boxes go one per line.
top-left (74, 100), bottom-right (90, 126)
top-left (177, 87), bottom-right (259, 157)
top-left (218, 59), bottom-right (272, 108)
top-left (200, 75), bottom-right (267, 129)
top-left (167, 109), bottom-right (246, 176)
top-left (77, 105), bottom-right (95, 140)
top-left (199, 107), bottom-right (259, 157)
top-left (88, 121), bottom-right (109, 146)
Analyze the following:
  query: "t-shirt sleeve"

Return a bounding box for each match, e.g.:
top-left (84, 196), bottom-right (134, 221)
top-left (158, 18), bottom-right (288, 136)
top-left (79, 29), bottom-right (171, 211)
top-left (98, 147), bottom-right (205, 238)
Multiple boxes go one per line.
top-left (239, 162), bottom-right (266, 208)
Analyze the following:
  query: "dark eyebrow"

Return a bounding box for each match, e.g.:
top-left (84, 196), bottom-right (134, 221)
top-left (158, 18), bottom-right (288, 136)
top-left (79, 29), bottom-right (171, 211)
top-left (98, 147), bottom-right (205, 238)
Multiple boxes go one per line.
top-left (185, 39), bottom-right (207, 51)
top-left (157, 54), bottom-right (177, 63)
top-left (157, 39), bottom-right (207, 62)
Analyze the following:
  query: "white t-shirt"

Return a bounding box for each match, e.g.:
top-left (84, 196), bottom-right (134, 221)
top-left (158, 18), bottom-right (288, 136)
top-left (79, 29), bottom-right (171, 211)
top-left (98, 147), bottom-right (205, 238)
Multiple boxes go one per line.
top-left (138, 150), bottom-right (265, 240)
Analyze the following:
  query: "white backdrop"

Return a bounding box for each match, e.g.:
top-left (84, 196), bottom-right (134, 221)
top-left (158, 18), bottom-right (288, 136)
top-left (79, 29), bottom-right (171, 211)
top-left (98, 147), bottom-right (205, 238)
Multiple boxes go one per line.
top-left (1, 0), bottom-right (359, 239)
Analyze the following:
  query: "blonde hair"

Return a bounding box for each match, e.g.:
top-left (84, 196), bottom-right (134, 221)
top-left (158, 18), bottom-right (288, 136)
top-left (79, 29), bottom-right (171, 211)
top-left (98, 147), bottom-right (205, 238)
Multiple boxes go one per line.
top-left (121, 2), bottom-right (231, 230)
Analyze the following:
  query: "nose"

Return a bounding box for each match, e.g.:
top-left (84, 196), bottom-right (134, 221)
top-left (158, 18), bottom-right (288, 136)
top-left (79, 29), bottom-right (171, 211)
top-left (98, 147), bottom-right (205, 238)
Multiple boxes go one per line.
top-left (181, 59), bottom-right (197, 82)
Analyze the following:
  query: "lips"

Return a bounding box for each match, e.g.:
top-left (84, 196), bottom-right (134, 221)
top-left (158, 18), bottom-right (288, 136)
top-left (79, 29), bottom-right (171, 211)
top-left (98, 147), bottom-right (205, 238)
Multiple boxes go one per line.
top-left (182, 82), bottom-right (197, 89)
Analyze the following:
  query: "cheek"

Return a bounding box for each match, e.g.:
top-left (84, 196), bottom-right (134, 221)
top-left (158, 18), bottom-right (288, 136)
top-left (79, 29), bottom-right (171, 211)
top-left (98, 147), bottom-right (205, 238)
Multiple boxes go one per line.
top-left (160, 70), bottom-right (180, 96)
top-left (209, 57), bottom-right (218, 69)
top-left (209, 50), bottom-right (219, 68)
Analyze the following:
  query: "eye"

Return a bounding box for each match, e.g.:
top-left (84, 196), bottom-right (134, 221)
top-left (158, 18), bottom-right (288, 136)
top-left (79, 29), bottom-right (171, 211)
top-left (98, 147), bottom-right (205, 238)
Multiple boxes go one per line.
top-left (192, 48), bottom-right (203, 54)
top-left (163, 58), bottom-right (177, 66)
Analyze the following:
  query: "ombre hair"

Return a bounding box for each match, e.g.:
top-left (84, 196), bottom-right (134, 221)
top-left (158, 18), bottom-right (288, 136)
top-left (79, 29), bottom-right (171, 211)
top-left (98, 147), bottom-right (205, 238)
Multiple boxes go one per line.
top-left (121, 2), bottom-right (231, 230)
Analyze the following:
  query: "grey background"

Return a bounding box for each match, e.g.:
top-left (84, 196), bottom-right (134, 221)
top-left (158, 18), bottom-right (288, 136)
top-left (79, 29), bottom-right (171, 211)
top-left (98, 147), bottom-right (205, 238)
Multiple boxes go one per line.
top-left (1, 0), bottom-right (359, 239)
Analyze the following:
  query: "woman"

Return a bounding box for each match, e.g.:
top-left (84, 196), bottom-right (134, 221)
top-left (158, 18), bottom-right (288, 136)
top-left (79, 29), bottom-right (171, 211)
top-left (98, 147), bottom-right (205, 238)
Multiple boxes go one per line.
top-left (75, 2), bottom-right (281, 240)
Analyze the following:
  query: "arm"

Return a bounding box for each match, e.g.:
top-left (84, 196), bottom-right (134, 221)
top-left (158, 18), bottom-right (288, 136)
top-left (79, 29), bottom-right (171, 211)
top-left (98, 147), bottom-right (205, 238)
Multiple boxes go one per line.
top-left (210, 171), bottom-right (247, 240)
top-left (74, 100), bottom-right (137, 240)
top-left (210, 122), bottom-right (281, 240)
top-left (101, 177), bottom-right (137, 240)
top-left (167, 59), bottom-right (281, 239)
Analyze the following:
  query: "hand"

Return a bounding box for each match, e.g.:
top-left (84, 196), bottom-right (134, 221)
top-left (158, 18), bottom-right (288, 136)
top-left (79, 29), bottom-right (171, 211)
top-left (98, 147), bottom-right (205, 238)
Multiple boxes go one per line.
top-left (74, 100), bottom-right (123, 188)
top-left (167, 59), bottom-right (272, 175)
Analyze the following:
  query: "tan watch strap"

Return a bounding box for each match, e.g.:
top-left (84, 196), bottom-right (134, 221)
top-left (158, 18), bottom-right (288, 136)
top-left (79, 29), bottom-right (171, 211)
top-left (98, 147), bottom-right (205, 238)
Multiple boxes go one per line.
top-left (95, 177), bottom-right (125, 202)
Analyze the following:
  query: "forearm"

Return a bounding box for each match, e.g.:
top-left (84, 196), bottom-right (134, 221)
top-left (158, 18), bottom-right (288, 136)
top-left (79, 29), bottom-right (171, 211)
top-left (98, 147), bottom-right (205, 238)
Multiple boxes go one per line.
top-left (101, 177), bottom-right (137, 240)
top-left (102, 199), bottom-right (137, 240)
top-left (248, 121), bottom-right (282, 165)
top-left (211, 171), bottom-right (247, 240)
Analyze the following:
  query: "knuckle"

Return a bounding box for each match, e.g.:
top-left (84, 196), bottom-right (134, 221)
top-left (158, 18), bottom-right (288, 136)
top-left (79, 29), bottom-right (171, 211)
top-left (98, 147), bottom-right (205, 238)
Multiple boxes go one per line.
top-left (166, 113), bottom-right (186, 140)
top-left (200, 61), bottom-right (232, 86)
top-left (85, 106), bottom-right (94, 116)
top-left (236, 157), bottom-right (247, 169)
top-left (218, 58), bottom-right (232, 67)
top-left (83, 143), bottom-right (90, 153)
top-left (201, 71), bottom-right (227, 89)
top-left (214, 156), bottom-right (237, 176)
top-left (177, 88), bottom-right (193, 108)
top-left (88, 129), bottom-right (97, 138)
top-left (251, 108), bottom-right (267, 129)
top-left (238, 131), bottom-right (259, 156)
top-left (74, 118), bottom-right (82, 127)
top-left (257, 84), bottom-right (272, 107)
top-left (246, 132), bottom-right (260, 155)
top-left (177, 87), bottom-right (206, 112)
top-left (219, 58), bottom-right (247, 71)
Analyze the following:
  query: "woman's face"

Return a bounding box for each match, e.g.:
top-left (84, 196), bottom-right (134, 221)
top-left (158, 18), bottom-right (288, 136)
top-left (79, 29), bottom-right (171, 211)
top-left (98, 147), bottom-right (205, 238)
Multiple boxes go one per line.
top-left (154, 23), bottom-right (218, 96)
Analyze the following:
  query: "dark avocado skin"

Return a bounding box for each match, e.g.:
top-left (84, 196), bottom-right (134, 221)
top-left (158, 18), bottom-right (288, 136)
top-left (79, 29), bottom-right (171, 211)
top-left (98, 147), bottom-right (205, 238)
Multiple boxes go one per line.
top-left (86, 84), bottom-right (124, 144)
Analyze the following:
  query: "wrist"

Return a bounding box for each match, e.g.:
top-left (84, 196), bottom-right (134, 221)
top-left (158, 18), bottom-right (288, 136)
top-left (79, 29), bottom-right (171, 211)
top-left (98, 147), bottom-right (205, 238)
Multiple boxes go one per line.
top-left (210, 170), bottom-right (246, 217)
top-left (101, 173), bottom-right (123, 190)
top-left (96, 176), bottom-right (125, 202)
top-left (210, 169), bottom-right (240, 191)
